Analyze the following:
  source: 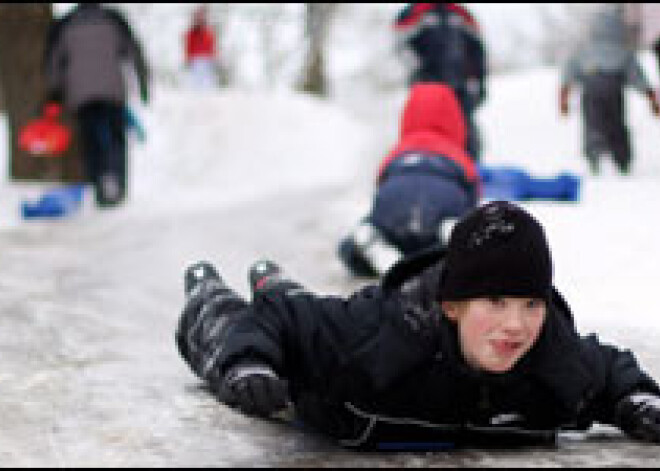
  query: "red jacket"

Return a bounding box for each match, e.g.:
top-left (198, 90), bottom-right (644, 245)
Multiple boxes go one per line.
top-left (185, 25), bottom-right (215, 63)
top-left (378, 82), bottom-right (479, 185)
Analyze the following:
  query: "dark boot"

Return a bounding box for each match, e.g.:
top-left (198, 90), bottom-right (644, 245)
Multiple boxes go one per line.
top-left (248, 260), bottom-right (304, 296)
top-left (184, 260), bottom-right (221, 295)
top-left (177, 261), bottom-right (248, 383)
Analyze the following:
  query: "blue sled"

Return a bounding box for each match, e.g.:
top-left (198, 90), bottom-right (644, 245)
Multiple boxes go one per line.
top-left (478, 166), bottom-right (581, 202)
top-left (21, 184), bottom-right (86, 219)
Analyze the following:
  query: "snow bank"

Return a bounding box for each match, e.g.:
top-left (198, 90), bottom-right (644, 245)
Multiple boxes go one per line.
top-left (129, 87), bottom-right (370, 212)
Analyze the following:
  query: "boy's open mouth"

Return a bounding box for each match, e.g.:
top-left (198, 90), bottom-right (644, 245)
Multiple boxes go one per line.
top-left (490, 339), bottom-right (524, 356)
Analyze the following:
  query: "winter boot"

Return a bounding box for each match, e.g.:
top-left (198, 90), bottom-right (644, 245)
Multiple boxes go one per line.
top-left (585, 152), bottom-right (602, 176)
top-left (178, 261), bottom-right (248, 383)
top-left (438, 217), bottom-right (459, 248)
top-left (248, 259), bottom-right (305, 296)
top-left (350, 221), bottom-right (403, 276)
top-left (337, 236), bottom-right (379, 278)
top-left (248, 259), bottom-right (286, 292)
top-left (185, 260), bottom-right (222, 295)
top-left (97, 173), bottom-right (124, 207)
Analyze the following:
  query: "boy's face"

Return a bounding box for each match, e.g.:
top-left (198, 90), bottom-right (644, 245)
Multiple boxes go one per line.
top-left (442, 297), bottom-right (547, 374)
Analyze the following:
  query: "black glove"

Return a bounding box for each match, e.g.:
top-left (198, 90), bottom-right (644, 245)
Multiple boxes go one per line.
top-left (139, 82), bottom-right (150, 105)
top-left (615, 392), bottom-right (660, 443)
top-left (220, 362), bottom-right (290, 418)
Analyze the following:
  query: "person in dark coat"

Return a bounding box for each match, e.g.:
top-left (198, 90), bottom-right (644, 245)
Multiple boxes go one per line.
top-left (44, 3), bottom-right (150, 207)
top-left (394, 2), bottom-right (487, 161)
top-left (338, 82), bottom-right (479, 277)
top-left (175, 201), bottom-right (660, 450)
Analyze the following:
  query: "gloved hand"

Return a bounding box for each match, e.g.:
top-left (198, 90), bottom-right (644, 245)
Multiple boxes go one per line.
top-left (220, 362), bottom-right (290, 418)
top-left (140, 84), bottom-right (150, 105)
top-left (615, 392), bottom-right (660, 443)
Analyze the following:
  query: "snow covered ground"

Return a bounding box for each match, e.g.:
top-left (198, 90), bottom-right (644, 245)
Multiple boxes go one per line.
top-left (1, 62), bottom-right (660, 465)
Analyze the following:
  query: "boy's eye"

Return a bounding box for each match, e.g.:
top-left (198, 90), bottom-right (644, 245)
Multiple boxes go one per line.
top-left (526, 299), bottom-right (544, 310)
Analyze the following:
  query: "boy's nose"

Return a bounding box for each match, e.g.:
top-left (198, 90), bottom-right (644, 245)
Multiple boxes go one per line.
top-left (501, 310), bottom-right (526, 334)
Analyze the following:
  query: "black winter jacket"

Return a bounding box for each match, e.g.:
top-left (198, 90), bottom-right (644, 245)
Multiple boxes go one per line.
top-left (395, 4), bottom-right (487, 111)
top-left (209, 249), bottom-right (660, 449)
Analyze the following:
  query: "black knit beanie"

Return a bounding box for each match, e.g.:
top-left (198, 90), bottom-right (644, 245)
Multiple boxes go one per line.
top-left (439, 201), bottom-right (553, 301)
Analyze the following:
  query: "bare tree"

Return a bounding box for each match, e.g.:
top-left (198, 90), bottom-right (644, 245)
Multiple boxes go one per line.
top-left (298, 3), bottom-right (336, 96)
top-left (0, 73), bottom-right (4, 112)
top-left (0, 3), bottom-right (84, 182)
top-left (207, 3), bottom-right (232, 87)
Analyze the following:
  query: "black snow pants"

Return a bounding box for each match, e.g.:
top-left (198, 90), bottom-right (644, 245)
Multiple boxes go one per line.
top-left (580, 72), bottom-right (631, 174)
top-left (77, 101), bottom-right (127, 206)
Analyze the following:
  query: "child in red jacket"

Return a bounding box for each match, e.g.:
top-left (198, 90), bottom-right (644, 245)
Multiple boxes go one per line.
top-left (338, 83), bottom-right (480, 277)
top-left (184, 5), bottom-right (218, 89)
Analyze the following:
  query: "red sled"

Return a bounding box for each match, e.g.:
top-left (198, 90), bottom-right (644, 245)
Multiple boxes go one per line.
top-left (18, 103), bottom-right (72, 157)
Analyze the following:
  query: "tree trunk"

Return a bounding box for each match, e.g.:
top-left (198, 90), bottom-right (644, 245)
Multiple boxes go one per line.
top-left (0, 4), bottom-right (84, 182)
top-left (298, 3), bottom-right (335, 96)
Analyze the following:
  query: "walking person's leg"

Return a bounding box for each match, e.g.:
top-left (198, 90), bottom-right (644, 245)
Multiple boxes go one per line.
top-left (94, 102), bottom-right (127, 207)
top-left (608, 82), bottom-right (633, 174)
top-left (106, 103), bottom-right (128, 204)
top-left (581, 74), bottom-right (613, 175)
top-left (76, 102), bottom-right (106, 205)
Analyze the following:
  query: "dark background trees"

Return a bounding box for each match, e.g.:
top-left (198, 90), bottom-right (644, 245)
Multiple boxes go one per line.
top-left (0, 3), bottom-right (83, 182)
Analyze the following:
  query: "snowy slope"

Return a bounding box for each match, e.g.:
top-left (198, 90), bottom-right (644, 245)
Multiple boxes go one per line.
top-left (2, 58), bottom-right (660, 466)
top-left (3, 61), bottom-right (660, 338)
top-left (0, 89), bottom-right (371, 225)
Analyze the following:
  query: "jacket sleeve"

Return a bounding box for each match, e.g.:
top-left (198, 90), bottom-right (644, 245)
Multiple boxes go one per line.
top-left (623, 53), bottom-right (652, 94)
top-left (578, 334), bottom-right (660, 427)
top-left (215, 283), bottom-right (439, 403)
top-left (109, 9), bottom-right (150, 101)
top-left (561, 51), bottom-right (583, 87)
top-left (465, 32), bottom-right (487, 80)
top-left (43, 18), bottom-right (66, 102)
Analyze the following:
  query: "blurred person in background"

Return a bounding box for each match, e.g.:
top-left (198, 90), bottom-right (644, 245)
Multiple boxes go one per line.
top-left (44, 3), bottom-right (150, 207)
top-left (184, 5), bottom-right (218, 90)
top-left (560, 4), bottom-right (659, 176)
top-left (394, 2), bottom-right (487, 161)
top-left (338, 83), bottom-right (479, 278)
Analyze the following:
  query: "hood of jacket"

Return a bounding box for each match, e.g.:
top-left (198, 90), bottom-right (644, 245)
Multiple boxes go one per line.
top-left (379, 83), bottom-right (478, 183)
top-left (400, 82), bottom-right (467, 147)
